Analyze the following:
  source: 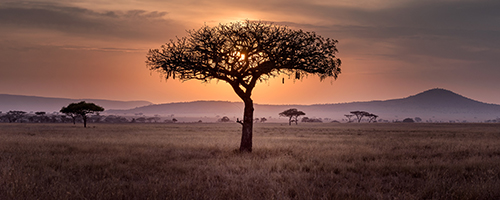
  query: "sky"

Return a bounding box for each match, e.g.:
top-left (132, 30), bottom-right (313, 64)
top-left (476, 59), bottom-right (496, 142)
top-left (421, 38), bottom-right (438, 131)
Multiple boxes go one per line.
top-left (1, 0), bottom-right (499, 105)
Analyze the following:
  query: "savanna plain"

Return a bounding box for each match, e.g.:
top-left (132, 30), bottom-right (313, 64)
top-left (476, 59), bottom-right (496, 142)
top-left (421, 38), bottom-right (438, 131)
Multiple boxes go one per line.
top-left (1, 122), bottom-right (500, 199)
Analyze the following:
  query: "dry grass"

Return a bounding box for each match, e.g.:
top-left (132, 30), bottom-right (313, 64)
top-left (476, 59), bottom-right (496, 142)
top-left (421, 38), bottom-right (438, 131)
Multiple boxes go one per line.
top-left (1, 123), bottom-right (500, 199)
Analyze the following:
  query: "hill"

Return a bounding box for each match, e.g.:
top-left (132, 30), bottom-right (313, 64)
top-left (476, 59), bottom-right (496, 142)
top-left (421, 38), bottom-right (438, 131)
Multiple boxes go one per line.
top-left (0, 94), bottom-right (152, 113)
top-left (106, 88), bottom-right (500, 122)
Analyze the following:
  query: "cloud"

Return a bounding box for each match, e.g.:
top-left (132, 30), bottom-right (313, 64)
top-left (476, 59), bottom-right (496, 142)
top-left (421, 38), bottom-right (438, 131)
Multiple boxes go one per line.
top-left (263, 0), bottom-right (500, 64)
top-left (0, 2), bottom-right (184, 44)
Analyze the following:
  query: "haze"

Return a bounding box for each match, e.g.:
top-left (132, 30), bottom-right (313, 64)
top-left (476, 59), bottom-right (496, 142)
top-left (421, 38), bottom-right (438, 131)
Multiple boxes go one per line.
top-left (1, 0), bottom-right (499, 105)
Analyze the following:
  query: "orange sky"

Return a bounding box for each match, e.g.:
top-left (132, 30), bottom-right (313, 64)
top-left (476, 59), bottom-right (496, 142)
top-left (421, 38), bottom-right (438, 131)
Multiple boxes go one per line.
top-left (1, 0), bottom-right (499, 105)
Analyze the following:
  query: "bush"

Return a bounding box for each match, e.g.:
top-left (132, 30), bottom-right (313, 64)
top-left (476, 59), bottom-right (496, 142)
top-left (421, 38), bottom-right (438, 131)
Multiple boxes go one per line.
top-left (218, 116), bottom-right (231, 122)
top-left (301, 117), bottom-right (323, 123)
top-left (403, 118), bottom-right (415, 123)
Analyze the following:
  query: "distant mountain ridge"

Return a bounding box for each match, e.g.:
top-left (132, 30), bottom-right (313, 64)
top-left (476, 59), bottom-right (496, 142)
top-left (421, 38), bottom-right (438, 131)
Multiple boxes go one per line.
top-left (2, 89), bottom-right (499, 121)
top-left (106, 88), bottom-right (500, 121)
top-left (0, 94), bottom-right (152, 112)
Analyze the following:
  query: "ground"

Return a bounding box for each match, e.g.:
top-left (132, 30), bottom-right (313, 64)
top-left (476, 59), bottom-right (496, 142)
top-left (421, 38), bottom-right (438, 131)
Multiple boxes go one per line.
top-left (1, 123), bottom-right (500, 199)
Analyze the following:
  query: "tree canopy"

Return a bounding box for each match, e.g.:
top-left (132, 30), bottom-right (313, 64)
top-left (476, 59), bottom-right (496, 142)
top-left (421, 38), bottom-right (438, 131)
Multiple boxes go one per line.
top-left (146, 20), bottom-right (341, 152)
top-left (279, 108), bottom-right (306, 125)
top-left (60, 101), bottom-right (104, 127)
top-left (350, 111), bottom-right (378, 123)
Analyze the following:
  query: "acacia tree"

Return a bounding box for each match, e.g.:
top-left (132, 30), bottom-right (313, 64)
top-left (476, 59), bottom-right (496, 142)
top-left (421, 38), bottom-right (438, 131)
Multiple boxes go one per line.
top-left (260, 117), bottom-right (267, 123)
top-left (279, 108), bottom-right (306, 125)
top-left (147, 21), bottom-right (341, 152)
top-left (350, 111), bottom-right (378, 123)
top-left (366, 113), bottom-right (378, 123)
top-left (60, 101), bottom-right (104, 127)
top-left (350, 111), bottom-right (369, 123)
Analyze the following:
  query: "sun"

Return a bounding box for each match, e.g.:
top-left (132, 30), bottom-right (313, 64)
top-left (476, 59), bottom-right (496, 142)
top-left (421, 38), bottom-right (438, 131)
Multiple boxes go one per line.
top-left (232, 51), bottom-right (246, 61)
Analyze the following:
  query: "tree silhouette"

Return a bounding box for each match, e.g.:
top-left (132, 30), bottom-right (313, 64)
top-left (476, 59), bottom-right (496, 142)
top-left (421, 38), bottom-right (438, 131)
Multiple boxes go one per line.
top-left (366, 113), bottom-right (378, 123)
top-left (136, 117), bottom-right (146, 123)
top-left (35, 111), bottom-right (46, 116)
top-left (5, 110), bottom-right (26, 123)
top-left (302, 117), bottom-right (322, 123)
top-left (34, 111), bottom-right (48, 123)
top-left (60, 101), bottom-right (104, 127)
top-left (350, 111), bottom-right (369, 123)
top-left (218, 116), bottom-right (231, 122)
top-left (147, 20), bottom-right (341, 152)
top-left (350, 111), bottom-right (378, 123)
top-left (279, 108), bottom-right (306, 125)
top-left (403, 118), bottom-right (415, 123)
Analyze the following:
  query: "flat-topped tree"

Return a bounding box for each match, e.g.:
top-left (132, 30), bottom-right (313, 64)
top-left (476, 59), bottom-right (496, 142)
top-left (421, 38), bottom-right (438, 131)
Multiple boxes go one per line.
top-left (351, 111), bottom-right (369, 123)
top-left (279, 108), bottom-right (306, 125)
top-left (60, 101), bottom-right (104, 127)
top-left (147, 20), bottom-right (341, 152)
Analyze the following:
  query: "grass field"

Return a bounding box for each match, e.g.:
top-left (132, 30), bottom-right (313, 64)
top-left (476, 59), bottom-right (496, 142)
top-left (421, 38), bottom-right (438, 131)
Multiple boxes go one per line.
top-left (1, 122), bottom-right (500, 199)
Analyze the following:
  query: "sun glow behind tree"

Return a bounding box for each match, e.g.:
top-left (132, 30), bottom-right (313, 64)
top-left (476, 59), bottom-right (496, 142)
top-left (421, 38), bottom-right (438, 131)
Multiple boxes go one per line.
top-left (147, 20), bottom-right (341, 152)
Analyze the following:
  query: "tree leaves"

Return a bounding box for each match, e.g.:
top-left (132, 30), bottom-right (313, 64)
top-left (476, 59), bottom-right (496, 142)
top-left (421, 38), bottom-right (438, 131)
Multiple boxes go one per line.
top-left (146, 20), bottom-right (341, 99)
top-left (60, 101), bottom-right (104, 116)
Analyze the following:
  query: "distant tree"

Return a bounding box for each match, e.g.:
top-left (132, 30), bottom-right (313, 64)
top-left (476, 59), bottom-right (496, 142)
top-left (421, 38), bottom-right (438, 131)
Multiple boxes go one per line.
top-left (219, 116), bottom-right (231, 122)
top-left (279, 108), bottom-right (306, 125)
top-left (403, 118), bottom-right (415, 123)
top-left (350, 111), bottom-right (370, 123)
top-left (5, 111), bottom-right (26, 123)
top-left (136, 117), bottom-right (146, 123)
top-left (366, 113), bottom-right (378, 123)
top-left (60, 101), bottom-right (104, 127)
top-left (351, 111), bottom-right (362, 122)
top-left (302, 117), bottom-right (323, 123)
top-left (147, 20), bottom-right (341, 152)
top-left (35, 111), bottom-right (46, 116)
top-left (33, 111), bottom-right (49, 123)
top-left (172, 118), bottom-right (178, 123)
top-left (62, 111), bottom-right (78, 124)
top-left (414, 117), bottom-right (422, 123)
top-left (260, 117), bottom-right (267, 123)
top-left (348, 111), bottom-right (379, 123)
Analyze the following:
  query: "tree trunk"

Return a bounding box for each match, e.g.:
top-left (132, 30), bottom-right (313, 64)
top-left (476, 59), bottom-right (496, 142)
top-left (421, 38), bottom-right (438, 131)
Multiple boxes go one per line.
top-left (240, 99), bottom-right (254, 152)
top-left (83, 115), bottom-right (87, 128)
